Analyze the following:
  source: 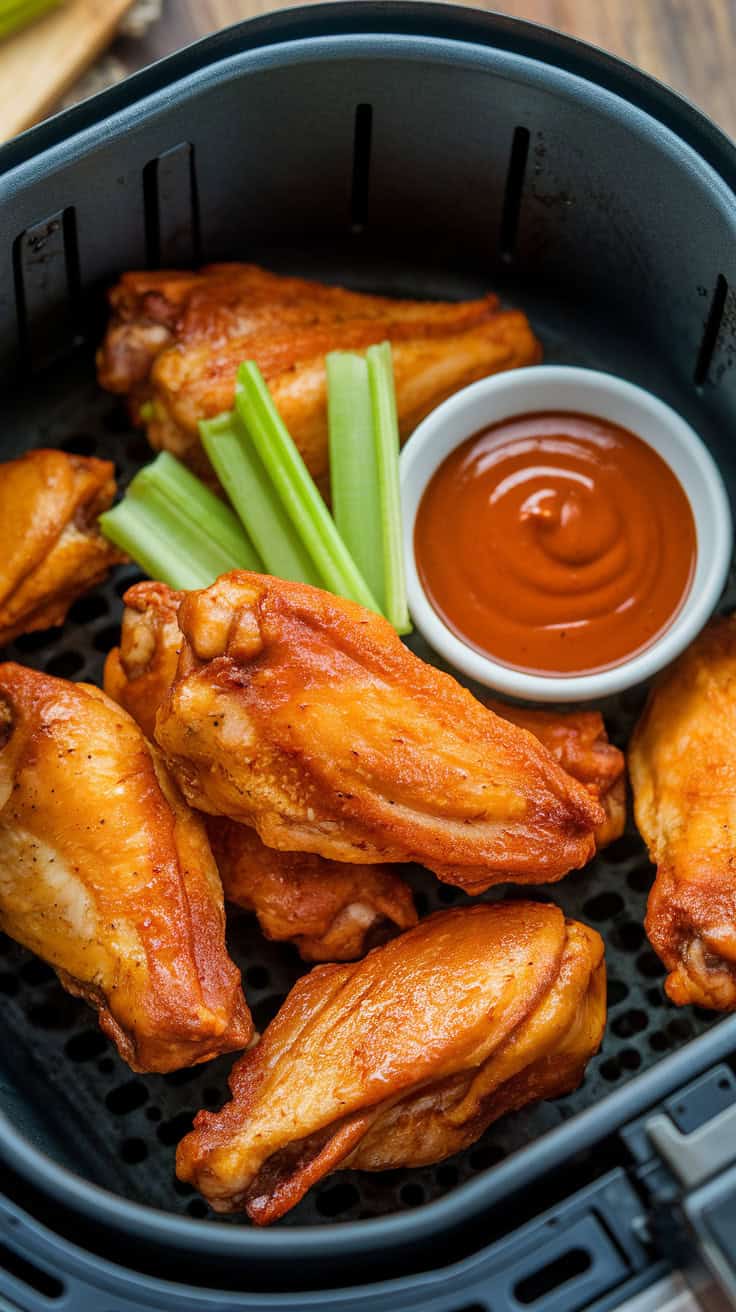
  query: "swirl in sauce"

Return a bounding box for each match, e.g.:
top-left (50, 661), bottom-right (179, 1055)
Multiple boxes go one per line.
top-left (414, 412), bottom-right (696, 676)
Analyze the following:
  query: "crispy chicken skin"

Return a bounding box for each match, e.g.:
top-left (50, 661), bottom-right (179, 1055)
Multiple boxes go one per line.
top-left (0, 663), bottom-right (252, 1071)
top-left (96, 264), bottom-right (541, 486)
top-left (104, 581), bottom-right (417, 960)
top-left (103, 580), bottom-right (182, 741)
top-left (487, 702), bottom-right (626, 849)
top-left (176, 903), bottom-right (605, 1222)
top-left (154, 573), bottom-right (603, 893)
top-left (97, 265), bottom-right (503, 391)
top-left (208, 818), bottom-right (416, 961)
top-left (629, 615), bottom-right (736, 1010)
top-left (0, 450), bottom-right (123, 647)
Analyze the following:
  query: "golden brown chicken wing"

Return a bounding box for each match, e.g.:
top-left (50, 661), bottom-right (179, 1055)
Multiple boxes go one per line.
top-left (104, 580), bottom-right (417, 960)
top-left (97, 264), bottom-right (503, 393)
top-left (176, 902), bottom-right (605, 1222)
top-left (0, 449), bottom-right (123, 647)
top-left (629, 615), bottom-right (736, 1010)
top-left (208, 818), bottom-right (416, 961)
top-left (0, 662), bottom-right (252, 1071)
top-left (103, 579), bottom-right (182, 740)
top-left (487, 702), bottom-right (626, 849)
top-left (154, 573), bottom-right (603, 893)
top-left (96, 264), bottom-right (540, 486)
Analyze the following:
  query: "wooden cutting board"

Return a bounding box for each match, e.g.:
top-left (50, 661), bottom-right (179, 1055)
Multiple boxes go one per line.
top-left (0, 0), bottom-right (134, 142)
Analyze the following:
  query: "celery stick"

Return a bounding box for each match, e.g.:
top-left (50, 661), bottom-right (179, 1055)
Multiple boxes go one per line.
top-left (0, 0), bottom-right (59, 39)
top-left (236, 362), bottom-right (381, 613)
top-left (366, 342), bottom-right (411, 634)
top-left (200, 413), bottom-right (320, 586)
top-left (326, 351), bottom-right (385, 609)
top-left (99, 495), bottom-right (230, 592)
top-left (129, 480), bottom-right (251, 580)
top-left (131, 451), bottom-right (262, 572)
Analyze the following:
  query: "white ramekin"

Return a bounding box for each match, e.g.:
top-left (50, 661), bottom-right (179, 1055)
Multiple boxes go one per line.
top-left (400, 366), bottom-right (733, 702)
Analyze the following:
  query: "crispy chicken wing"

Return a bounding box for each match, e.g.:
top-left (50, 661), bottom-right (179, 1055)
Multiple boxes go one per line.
top-left (487, 702), bottom-right (625, 849)
top-left (176, 903), bottom-right (605, 1222)
top-left (103, 580), bottom-right (182, 740)
top-left (104, 581), bottom-right (417, 960)
top-left (154, 573), bottom-right (603, 893)
top-left (97, 265), bottom-right (503, 392)
top-left (208, 818), bottom-right (416, 961)
top-left (629, 615), bottom-right (736, 1009)
top-left (0, 450), bottom-right (123, 646)
top-left (96, 264), bottom-right (540, 486)
top-left (0, 663), bottom-right (252, 1070)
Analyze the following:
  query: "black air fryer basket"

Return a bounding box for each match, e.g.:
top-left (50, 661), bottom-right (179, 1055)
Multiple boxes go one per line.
top-left (1, 6), bottom-right (736, 1310)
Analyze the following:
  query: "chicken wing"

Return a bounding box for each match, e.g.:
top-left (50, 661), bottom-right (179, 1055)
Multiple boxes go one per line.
top-left (154, 573), bottom-right (603, 893)
top-left (208, 818), bottom-right (416, 961)
top-left (104, 581), bottom-right (417, 960)
top-left (0, 663), bottom-right (252, 1071)
top-left (629, 615), bottom-right (736, 1009)
top-left (176, 902), bottom-right (605, 1222)
top-left (97, 264), bottom-right (503, 393)
top-left (96, 263), bottom-right (541, 486)
top-left (0, 449), bottom-right (123, 646)
top-left (103, 579), bottom-right (182, 741)
top-left (487, 702), bottom-right (625, 849)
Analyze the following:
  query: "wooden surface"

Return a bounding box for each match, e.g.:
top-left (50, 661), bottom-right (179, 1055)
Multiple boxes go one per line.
top-left (109, 0), bottom-right (736, 138)
top-left (0, 0), bottom-right (134, 140)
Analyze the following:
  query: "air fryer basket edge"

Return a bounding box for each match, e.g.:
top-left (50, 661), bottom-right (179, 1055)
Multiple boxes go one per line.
top-left (0, 0), bottom-right (735, 1282)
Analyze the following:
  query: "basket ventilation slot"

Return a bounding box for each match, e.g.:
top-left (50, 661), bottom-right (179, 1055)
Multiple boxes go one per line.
top-left (0, 1238), bottom-right (64, 1300)
top-left (499, 126), bottom-right (530, 263)
top-left (694, 273), bottom-right (728, 385)
top-left (350, 103), bottom-right (373, 232)
top-left (514, 1247), bottom-right (591, 1304)
top-left (13, 208), bottom-right (81, 371)
top-left (143, 142), bottom-right (201, 268)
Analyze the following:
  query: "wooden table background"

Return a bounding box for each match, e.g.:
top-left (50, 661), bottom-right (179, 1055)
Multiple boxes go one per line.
top-left (110, 0), bottom-right (736, 138)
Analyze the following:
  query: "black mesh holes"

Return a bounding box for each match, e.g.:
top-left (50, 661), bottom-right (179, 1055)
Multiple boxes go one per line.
top-left (157, 1112), bottom-right (196, 1147)
top-left (611, 1010), bottom-right (647, 1039)
top-left (583, 892), bottom-right (624, 921)
top-left (106, 1081), bottom-right (148, 1115)
top-left (65, 1030), bottom-right (109, 1062)
top-left (316, 1182), bottom-right (360, 1217)
top-left (119, 1138), bottom-right (148, 1164)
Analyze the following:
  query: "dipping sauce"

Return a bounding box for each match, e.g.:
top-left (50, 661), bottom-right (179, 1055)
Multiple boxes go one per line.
top-left (414, 411), bottom-right (696, 676)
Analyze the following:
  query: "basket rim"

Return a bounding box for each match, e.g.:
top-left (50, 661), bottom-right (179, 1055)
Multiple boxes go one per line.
top-left (1, 2), bottom-right (735, 189)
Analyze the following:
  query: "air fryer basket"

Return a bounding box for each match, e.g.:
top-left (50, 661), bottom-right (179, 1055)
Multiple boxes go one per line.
top-left (1, 3), bottom-right (736, 1305)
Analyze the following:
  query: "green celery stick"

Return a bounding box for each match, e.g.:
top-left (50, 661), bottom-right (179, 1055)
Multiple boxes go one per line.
top-left (199, 412), bottom-right (320, 586)
top-left (99, 488), bottom-right (243, 591)
top-left (366, 342), bottom-right (411, 635)
top-left (130, 451), bottom-right (262, 572)
top-left (236, 362), bottom-right (381, 613)
top-left (0, 0), bottom-right (59, 39)
top-left (326, 351), bottom-right (385, 609)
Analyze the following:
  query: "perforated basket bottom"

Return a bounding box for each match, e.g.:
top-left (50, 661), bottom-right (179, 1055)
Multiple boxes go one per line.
top-left (0, 353), bottom-right (724, 1229)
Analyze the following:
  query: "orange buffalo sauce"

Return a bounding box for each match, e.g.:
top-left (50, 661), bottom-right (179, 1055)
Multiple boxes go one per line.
top-left (414, 412), bottom-right (696, 676)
